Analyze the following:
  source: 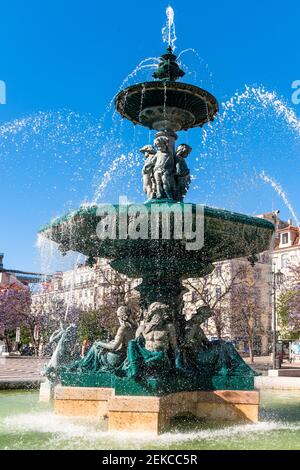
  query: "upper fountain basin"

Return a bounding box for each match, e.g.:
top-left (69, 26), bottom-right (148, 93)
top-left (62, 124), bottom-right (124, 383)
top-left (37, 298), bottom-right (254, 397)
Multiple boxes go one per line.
top-left (115, 81), bottom-right (219, 131)
top-left (39, 204), bottom-right (274, 279)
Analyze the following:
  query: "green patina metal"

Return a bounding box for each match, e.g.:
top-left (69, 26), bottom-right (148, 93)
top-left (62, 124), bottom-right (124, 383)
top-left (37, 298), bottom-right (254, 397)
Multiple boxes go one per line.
top-left (59, 336), bottom-right (257, 394)
top-left (38, 203), bottom-right (274, 280)
top-left (60, 370), bottom-right (255, 396)
top-left (152, 46), bottom-right (185, 82)
top-left (39, 203), bottom-right (274, 234)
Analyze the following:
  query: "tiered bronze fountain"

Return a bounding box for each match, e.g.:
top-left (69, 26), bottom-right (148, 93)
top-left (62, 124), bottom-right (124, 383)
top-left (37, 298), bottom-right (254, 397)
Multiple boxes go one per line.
top-left (40, 46), bottom-right (274, 433)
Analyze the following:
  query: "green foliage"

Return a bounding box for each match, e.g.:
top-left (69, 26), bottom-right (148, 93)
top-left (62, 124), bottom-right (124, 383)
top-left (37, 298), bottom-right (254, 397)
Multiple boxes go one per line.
top-left (277, 291), bottom-right (299, 340)
top-left (77, 307), bottom-right (118, 344)
top-left (20, 325), bottom-right (32, 346)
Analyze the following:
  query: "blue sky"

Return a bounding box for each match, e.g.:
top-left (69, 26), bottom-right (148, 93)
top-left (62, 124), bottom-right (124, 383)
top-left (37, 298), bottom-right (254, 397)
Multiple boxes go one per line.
top-left (0, 0), bottom-right (300, 272)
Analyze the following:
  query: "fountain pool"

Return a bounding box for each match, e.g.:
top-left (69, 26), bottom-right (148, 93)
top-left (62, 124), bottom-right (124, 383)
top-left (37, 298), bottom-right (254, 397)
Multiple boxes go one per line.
top-left (0, 389), bottom-right (300, 450)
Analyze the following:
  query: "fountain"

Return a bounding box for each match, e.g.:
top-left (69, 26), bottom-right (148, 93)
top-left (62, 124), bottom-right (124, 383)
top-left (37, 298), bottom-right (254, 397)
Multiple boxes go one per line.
top-left (38, 14), bottom-right (275, 434)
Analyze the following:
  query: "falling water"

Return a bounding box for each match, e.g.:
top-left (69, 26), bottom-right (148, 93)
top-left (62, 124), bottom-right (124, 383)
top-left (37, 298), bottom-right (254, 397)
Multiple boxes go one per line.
top-left (3, 389), bottom-right (300, 449)
top-left (163, 81), bottom-right (167, 122)
top-left (138, 84), bottom-right (146, 122)
top-left (93, 154), bottom-right (127, 203)
top-left (221, 86), bottom-right (300, 136)
top-left (190, 85), bottom-right (300, 219)
top-left (259, 171), bottom-right (300, 227)
top-left (177, 48), bottom-right (214, 89)
top-left (103, 58), bottom-right (159, 125)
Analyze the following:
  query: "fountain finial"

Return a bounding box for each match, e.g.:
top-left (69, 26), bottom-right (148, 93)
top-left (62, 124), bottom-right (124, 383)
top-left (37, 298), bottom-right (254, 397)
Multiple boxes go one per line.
top-left (152, 46), bottom-right (185, 82)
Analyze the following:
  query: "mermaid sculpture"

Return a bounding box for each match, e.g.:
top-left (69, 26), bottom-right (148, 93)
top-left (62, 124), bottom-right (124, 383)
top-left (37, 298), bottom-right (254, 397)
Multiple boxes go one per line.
top-left (70, 305), bottom-right (136, 372)
top-left (180, 306), bottom-right (255, 377)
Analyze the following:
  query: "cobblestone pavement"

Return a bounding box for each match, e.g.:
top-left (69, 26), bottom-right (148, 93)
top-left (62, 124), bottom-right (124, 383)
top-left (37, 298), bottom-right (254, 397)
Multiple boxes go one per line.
top-left (244, 355), bottom-right (300, 366)
top-left (1, 355), bottom-right (299, 385)
top-left (0, 357), bottom-right (48, 386)
top-left (244, 355), bottom-right (300, 374)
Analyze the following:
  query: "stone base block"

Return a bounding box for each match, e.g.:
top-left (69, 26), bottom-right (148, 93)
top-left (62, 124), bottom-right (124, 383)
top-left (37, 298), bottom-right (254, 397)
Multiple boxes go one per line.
top-left (108, 396), bottom-right (164, 433)
top-left (54, 386), bottom-right (114, 417)
top-left (195, 390), bottom-right (259, 423)
top-left (54, 387), bottom-right (259, 434)
top-left (39, 380), bottom-right (54, 402)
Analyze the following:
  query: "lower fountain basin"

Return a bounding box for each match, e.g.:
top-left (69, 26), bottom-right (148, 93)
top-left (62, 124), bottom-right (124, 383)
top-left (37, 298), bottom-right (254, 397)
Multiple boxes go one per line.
top-left (1, 389), bottom-right (300, 449)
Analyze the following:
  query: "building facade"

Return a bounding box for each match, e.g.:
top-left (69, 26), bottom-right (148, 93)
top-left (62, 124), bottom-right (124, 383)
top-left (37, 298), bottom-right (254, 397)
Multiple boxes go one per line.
top-left (31, 258), bottom-right (140, 314)
top-left (183, 211), bottom-right (300, 355)
top-left (183, 253), bottom-right (272, 355)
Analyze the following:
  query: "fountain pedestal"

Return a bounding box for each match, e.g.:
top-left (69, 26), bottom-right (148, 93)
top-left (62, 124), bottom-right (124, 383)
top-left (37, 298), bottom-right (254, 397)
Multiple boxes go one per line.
top-left (54, 386), bottom-right (259, 434)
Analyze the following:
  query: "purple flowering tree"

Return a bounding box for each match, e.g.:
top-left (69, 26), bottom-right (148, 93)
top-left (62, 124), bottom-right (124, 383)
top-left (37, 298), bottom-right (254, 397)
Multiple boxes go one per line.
top-left (277, 264), bottom-right (300, 338)
top-left (0, 283), bottom-right (31, 352)
top-left (287, 285), bottom-right (300, 332)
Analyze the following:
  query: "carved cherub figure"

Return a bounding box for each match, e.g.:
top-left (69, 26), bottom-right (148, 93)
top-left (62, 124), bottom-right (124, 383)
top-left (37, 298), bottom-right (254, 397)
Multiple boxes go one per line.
top-left (153, 136), bottom-right (175, 200)
top-left (140, 144), bottom-right (156, 199)
top-left (175, 143), bottom-right (192, 201)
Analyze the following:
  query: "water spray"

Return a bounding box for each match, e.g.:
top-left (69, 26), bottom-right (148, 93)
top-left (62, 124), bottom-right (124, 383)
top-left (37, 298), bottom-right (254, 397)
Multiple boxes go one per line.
top-left (162, 5), bottom-right (177, 50)
top-left (260, 170), bottom-right (300, 227)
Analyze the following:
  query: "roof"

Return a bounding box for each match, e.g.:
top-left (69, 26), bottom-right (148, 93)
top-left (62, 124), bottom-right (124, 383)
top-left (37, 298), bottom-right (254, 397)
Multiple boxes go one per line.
top-left (273, 225), bottom-right (300, 252)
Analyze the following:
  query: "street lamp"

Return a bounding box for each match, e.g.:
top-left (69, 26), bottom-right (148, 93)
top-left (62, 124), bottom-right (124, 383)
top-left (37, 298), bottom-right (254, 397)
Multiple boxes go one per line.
top-left (272, 266), bottom-right (284, 369)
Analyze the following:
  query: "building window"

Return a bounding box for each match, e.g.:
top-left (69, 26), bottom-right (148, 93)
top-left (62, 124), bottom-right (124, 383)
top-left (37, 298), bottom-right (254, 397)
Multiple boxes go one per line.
top-left (281, 254), bottom-right (289, 269)
top-left (281, 233), bottom-right (289, 244)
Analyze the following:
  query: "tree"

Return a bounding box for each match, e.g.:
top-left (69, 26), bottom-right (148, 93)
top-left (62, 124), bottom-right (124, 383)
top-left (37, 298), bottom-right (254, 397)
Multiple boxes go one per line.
top-left (286, 286), bottom-right (300, 334)
top-left (77, 305), bottom-right (119, 344)
top-left (230, 278), bottom-right (265, 363)
top-left (0, 283), bottom-right (31, 352)
top-left (277, 290), bottom-right (299, 340)
top-left (30, 294), bottom-right (82, 355)
top-left (184, 262), bottom-right (246, 339)
top-left (96, 261), bottom-right (140, 314)
top-left (277, 263), bottom-right (300, 339)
